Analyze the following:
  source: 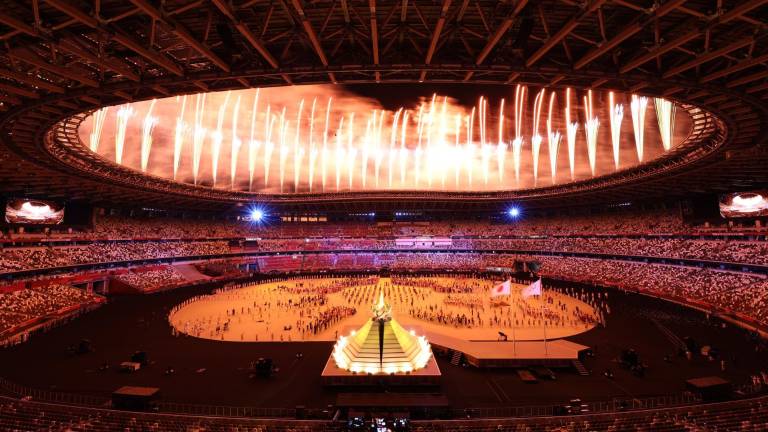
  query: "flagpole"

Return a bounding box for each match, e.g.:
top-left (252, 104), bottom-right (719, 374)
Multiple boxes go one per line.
top-left (541, 279), bottom-right (547, 356)
top-left (512, 280), bottom-right (516, 356)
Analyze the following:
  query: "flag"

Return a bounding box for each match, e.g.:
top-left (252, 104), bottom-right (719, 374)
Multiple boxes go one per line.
top-left (522, 278), bottom-right (542, 298)
top-left (491, 279), bottom-right (512, 297)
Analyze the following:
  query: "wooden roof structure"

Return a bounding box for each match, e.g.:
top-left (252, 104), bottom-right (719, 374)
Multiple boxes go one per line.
top-left (0, 0), bottom-right (765, 212)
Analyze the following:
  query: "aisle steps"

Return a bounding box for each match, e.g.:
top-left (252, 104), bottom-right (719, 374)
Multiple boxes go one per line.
top-left (572, 360), bottom-right (590, 376)
top-left (450, 350), bottom-right (463, 366)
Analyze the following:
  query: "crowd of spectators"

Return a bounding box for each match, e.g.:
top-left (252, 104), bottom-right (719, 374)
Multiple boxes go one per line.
top-left (9, 235), bottom-right (764, 270)
top-left (254, 252), bottom-right (768, 326)
top-left (533, 256), bottom-right (768, 324)
top-left (5, 208), bottom-right (768, 275)
top-left (1, 392), bottom-right (767, 431)
top-left (114, 267), bottom-right (187, 292)
top-left (0, 241), bottom-right (230, 274)
top-left (2, 209), bottom-right (768, 329)
top-left (0, 284), bottom-right (100, 334)
top-left (2, 207), bottom-right (687, 242)
top-left (253, 237), bottom-right (768, 267)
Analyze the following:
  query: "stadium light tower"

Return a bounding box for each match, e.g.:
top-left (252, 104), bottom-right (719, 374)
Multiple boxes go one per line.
top-left (248, 206), bottom-right (267, 223)
top-left (251, 209), bottom-right (264, 221)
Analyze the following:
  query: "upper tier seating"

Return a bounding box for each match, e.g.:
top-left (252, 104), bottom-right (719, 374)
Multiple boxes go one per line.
top-left (0, 393), bottom-right (766, 431)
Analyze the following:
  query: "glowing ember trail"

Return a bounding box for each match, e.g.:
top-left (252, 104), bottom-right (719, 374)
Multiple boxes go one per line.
top-left (114, 104), bottom-right (134, 165)
top-left (293, 99), bottom-right (305, 192)
top-left (454, 114), bottom-right (461, 188)
top-left (583, 90), bottom-right (599, 177)
top-left (210, 91), bottom-right (231, 187)
top-left (565, 88), bottom-right (578, 181)
top-left (248, 90), bottom-right (260, 191)
top-left (426, 95), bottom-right (437, 187)
top-left (389, 109), bottom-right (402, 188)
top-left (655, 97), bottom-right (676, 151)
top-left (140, 99), bottom-right (158, 172)
top-left (173, 96), bottom-right (187, 180)
top-left (400, 111), bottom-right (409, 186)
top-left (466, 108), bottom-right (475, 187)
top-left (547, 92), bottom-right (561, 185)
top-left (531, 89), bottom-right (545, 186)
top-left (496, 98), bottom-right (507, 184)
top-left (347, 113), bottom-right (357, 191)
top-left (608, 92), bottom-right (624, 171)
top-left (479, 97), bottom-right (490, 186)
top-left (335, 116), bottom-right (344, 192)
top-left (631, 95), bottom-right (648, 162)
top-left (192, 93), bottom-right (207, 185)
top-left (307, 98), bottom-right (318, 192)
top-left (230, 95), bottom-right (242, 189)
top-left (89, 107), bottom-right (108, 152)
top-left (321, 98), bottom-right (332, 192)
top-left (512, 85), bottom-right (526, 185)
top-left (374, 110), bottom-right (384, 188)
top-left (279, 108), bottom-right (289, 192)
top-left (263, 105), bottom-right (275, 189)
top-left (414, 105), bottom-right (424, 188)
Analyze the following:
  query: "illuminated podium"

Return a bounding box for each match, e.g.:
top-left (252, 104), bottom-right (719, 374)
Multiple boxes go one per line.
top-left (322, 291), bottom-right (440, 386)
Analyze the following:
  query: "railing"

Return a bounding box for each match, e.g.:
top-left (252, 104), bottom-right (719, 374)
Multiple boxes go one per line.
top-left (0, 375), bottom-right (744, 421)
top-left (453, 392), bottom-right (702, 419)
top-left (0, 376), bottom-right (110, 407)
top-left (155, 402), bottom-right (301, 418)
top-left (4, 245), bottom-right (768, 281)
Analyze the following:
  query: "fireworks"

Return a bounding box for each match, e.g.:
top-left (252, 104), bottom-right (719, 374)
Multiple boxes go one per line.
top-left (565, 88), bottom-right (578, 181)
top-left (248, 90), bottom-right (260, 191)
top-left (192, 93), bottom-right (207, 185)
top-left (513, 85), bottom-right (526, 185)
top-left (173, 96), bottom-right (187, 181)
top-left (583, 90), bottom-right (600, 177)
top-left (631, 95), bottom-right (648, 163)
top-left (140, 99), bottom-right (157, 172)
top-left (114, 104), bottom-right (134, 165)
top-left (230, 95), bottom-right (242, 189)
top-left (655, 97), bottom-right (676, 151)
top-left (547, 92), bottom-right (561, 185)
top-left (210, 91), bottom-right (231, 187)
top-left (609, 92), bottom-right (624, 171)
top-left (531, 89), bottom-right (545, 186)
top-left (89, 107), bottom-right (108, 153)
top-left (88, 86), bottom-right (678, 192)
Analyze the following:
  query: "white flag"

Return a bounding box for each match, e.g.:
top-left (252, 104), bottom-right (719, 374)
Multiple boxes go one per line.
top-left (522, 278), bottom-right (542, 298)
top-left (491, 279), bottom-right (512, 297)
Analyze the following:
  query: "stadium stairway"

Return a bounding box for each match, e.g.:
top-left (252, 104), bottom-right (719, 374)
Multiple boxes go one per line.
top-left (450, 350), bottom-right (463, 366)
top-left (572, 360), bottom-right (590, 376)
top-left (174, 264), bottom-right (211, 282)
top-left (651, 318), bottom-right (688, 352)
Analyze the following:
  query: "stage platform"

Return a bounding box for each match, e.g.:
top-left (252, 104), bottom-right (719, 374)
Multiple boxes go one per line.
top-left (321, 355), bottom-right (442, 387)
top-left (425, 332), bottom-right (588, 368)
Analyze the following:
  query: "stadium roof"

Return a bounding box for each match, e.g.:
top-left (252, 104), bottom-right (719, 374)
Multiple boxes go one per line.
top-left (0, 0), bottom-right (766, 212)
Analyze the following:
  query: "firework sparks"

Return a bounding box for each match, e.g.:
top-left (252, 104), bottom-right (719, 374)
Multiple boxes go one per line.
top-left (655, 97), bottom-right (676, 151)
top-left (609, 92), bottom-right (624, 171)
top-left (89, 107), bottom-right (108, 153)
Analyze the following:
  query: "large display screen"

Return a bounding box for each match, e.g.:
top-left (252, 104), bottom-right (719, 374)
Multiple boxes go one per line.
top-left (4, 199), bottom-right (65, 225)
top-left (719, 191), bottom-right (768, 218)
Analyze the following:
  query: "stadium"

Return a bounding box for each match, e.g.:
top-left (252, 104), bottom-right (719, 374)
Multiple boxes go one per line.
top-left (1, 0), bottom-right (768, 430)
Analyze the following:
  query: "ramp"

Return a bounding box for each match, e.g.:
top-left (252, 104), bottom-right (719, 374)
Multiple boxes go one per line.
top-left (174, 264), bottom-right (211, 282)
